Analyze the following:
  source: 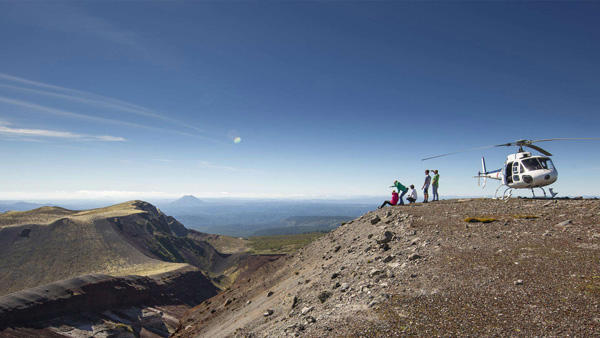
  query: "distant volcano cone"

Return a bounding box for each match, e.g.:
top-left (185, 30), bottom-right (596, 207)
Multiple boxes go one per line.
top-left (170, 195), bottom-right (205, 207)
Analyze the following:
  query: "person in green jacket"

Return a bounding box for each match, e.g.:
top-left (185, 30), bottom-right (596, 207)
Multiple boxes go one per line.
top-left (432, 170), bottom-right (440, 201)
top-left (390, 180), bottom-right (408, 205)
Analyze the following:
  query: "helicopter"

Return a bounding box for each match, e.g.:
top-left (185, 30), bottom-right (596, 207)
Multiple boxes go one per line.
top-left (422, 138), bottom-right (600, 199)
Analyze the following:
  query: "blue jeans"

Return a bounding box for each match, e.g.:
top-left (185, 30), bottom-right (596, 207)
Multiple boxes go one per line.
top-left (432, 185), bottom-right (439, 200)
top-left (399, 190), bottom-right (407, 204)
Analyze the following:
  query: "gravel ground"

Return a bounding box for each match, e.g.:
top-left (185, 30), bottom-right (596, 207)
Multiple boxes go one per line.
top-left (175, 198), bottom-right (600, 338)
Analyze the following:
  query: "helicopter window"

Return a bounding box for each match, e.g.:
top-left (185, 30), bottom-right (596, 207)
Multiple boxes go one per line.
top-left (512, 162), bottom-right (519, 174)
top-left (521, 158), bottom-right (544, 171)
top-left (539, 158), bottom-right (555, 170)
top-left (520, 164), bottom-right (525, 173)
top-left (512, 162), bottom-right (520, 181)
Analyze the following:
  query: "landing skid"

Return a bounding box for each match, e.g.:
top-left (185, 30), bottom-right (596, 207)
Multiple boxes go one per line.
top-left (493, 184), bottom-right (513, 200)
top-left (530, 187), bottom-right (558, 199)
top-left (493, 185), bottom-right (558, 199)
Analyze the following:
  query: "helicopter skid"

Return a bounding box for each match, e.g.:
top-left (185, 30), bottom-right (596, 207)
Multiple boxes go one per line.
top-left (493, 185), bottom-right (558, 199)
top-left (493, 184), bottom-right (513, 200)
top-left (530, 187), bottom-right (558, 199)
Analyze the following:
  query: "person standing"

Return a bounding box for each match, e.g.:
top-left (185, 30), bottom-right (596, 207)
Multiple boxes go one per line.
top-left (389, 180), bottom-right (408, 205)
top-left (432, 170), bottom-right (440, 201)
top-left (422, 170), bottom-right (431, 203)
top-left (378, 190), bottom-right (399, 209)
top-left (406, 185), bottom-right (418, 204)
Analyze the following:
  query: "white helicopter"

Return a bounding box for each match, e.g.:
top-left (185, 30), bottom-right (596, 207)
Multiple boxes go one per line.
top-left (422, 138), bottom-right (600, 199)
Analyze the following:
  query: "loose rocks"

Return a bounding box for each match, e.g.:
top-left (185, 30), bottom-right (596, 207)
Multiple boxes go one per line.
top-left (318, 291), bottom-right (332, 303)
top-left (375, 231), bottom-right (394, 244)
top-left (301, 306), bottom-right (313, 315)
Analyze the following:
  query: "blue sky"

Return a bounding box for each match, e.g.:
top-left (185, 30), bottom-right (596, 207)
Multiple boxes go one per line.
top-left (1, 1), bottom-right (599, 200)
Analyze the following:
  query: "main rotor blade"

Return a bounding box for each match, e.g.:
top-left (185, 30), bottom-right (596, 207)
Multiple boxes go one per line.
top-left (421, 145), bottom-right (501, 161)
top-left (531, 137), bottom-right (600, 143)
top-left (422, 137), bottom-right (600, 161)
top-left (526, 144), bottom-right (552, 156)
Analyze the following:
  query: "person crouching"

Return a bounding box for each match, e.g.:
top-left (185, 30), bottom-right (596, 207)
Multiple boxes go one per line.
top-left (379, 190), bottom-right (399, 209)
top-left (406, 185), bottom-right (418, 204)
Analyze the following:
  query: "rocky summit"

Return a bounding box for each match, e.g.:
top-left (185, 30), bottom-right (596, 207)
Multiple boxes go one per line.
top-left (0, 201), bottom-right (277, 337)
top-left (174, 198), bottom-right (600, 338)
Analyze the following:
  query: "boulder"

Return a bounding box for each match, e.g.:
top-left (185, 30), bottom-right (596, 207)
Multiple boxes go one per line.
top-left (318, 291), bottom-right (332, 303)
top-left (369, 269), bottom-right (383, 278)
top-left (301, 306), bottom-right (313, 315)
top-left (375, 231), bottom-right (394, 244)
top-left (408, 253), bottom-right (421, 261)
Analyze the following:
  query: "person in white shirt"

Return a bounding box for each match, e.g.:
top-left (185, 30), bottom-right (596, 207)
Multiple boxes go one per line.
top-left (406, 185), bottom-right (418, 204)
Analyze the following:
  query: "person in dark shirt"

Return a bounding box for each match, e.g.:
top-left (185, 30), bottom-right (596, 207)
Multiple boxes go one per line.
top-left (422, 170), bottom-right (431, 203)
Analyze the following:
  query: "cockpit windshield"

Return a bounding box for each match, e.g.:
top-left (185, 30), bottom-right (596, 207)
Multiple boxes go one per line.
top-left (539, 158), bottom-right (555, 170)
top-left (521, 158), bottom-right (555, 171)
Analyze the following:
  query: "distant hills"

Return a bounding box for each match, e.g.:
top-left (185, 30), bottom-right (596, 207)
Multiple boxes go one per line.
top-left (1, 196), bottom-right (374, 237)
top-left (169, 195), bottom-right (205, 207)
top-left (0, 201), bottom-right (46, 213)
top-left (250, 215), bottom-right (355, 236)
top-left (160, 199), bottom-right (373, 237)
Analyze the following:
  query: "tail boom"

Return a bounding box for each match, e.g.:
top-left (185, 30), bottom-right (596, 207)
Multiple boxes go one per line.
top-left (474, 157), bottom-right (502, 187)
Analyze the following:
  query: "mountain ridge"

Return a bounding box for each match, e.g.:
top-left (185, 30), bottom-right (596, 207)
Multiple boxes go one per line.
top-left (0, 200), bottom-right (247, 296)
top-left (0, 199), bottom-right (282, 335)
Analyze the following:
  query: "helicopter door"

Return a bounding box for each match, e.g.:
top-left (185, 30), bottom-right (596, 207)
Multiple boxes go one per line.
top-left (505, 162), bottom-right (513, 184)
top-left (512, 162), bottom-right (521, 182)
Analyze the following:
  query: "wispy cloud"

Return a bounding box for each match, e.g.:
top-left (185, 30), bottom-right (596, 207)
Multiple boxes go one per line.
top-left (0, 125), bottom-right (125, 142)
top-left (0, 96), bottom-right (223, 143)
top-left (0, 73), bottom-right (226, 142)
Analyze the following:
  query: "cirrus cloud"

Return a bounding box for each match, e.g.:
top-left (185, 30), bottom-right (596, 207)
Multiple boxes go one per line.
top-left (0, 125), bottom-right (125, 142)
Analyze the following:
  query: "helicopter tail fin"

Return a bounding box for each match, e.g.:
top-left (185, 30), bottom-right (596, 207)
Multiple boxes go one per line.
top-left (481, 157), bottom-right (487, 174)
top-left (478, 157), bottom-right (487, 188)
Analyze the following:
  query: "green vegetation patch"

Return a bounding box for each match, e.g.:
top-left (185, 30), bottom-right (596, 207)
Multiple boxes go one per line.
top-left (146, 236), bottom-right (179, 262)
top-left (108, 322), bottom-right (134, 333)
top-left (147, 234), bottom-right (209, 265)
top-left (513, 214), bottom-right (539, 219)
top-left (246, 232), bottom-right (327, 254)
top-left (464, 217), bottom-right (497, 223)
